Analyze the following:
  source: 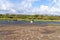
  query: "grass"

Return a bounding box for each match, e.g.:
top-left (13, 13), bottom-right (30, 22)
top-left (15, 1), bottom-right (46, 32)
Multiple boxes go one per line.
top-left (0, 18), bottom-right (60, 22)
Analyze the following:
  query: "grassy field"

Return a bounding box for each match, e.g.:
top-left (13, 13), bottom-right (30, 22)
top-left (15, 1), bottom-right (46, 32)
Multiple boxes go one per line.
top-left (0, 25), bottom-right (60, 40)
top-left (0, 14), bottom-right (60, 22)
top-left (0, 18), bottom-right (60, 22)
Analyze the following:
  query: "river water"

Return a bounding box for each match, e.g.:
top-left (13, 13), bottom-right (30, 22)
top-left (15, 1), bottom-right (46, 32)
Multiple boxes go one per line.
top-left (0, 20), bottom-right (60, 25)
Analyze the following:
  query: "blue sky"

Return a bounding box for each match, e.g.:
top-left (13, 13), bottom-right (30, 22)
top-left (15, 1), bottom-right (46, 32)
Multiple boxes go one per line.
top-left (0, 0), bottom-right (60, 15)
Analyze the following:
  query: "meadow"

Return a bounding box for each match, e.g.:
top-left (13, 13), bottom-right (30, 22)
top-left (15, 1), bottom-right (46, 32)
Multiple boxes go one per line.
top-left (0, 14), bottom-right (60, 22)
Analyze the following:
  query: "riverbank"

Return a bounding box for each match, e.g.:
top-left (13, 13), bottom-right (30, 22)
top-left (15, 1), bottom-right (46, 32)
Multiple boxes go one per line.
top-left (0, 25), bottom-right (60, 40)
top-left (0, 18), bottom-right (60, 22)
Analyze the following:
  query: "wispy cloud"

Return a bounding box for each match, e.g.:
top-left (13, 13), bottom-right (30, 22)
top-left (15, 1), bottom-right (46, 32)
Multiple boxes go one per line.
top-left (0, 0), bottom-right (60, 15)
top-left (0, 0), bottom-right (13, 10)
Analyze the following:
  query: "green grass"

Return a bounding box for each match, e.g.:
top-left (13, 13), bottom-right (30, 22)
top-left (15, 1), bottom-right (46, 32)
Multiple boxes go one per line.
top-left (0, 18), bottom-right (60, 22)
top-left (33, 19), bottom-right (60, 22)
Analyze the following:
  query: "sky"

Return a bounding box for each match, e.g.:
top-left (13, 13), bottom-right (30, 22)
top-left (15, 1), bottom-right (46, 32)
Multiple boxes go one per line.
top-left (0, 0), bottom-right (60, 15)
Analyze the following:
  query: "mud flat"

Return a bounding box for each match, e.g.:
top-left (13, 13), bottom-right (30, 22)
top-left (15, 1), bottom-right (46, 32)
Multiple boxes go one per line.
top-left (0, 25), bottom-right (60, 40)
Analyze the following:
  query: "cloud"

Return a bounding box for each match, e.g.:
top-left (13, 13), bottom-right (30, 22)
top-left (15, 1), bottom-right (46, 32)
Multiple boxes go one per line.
top-left (17, 0), bottom-right (60, 15)
top-left (0, 0), bottom-right (13, 10)
top-left (0, 0), bottom-right (60, 15)
top-left (40, 5), bottom-right (49, 11)
top-left (0, 0), bottom-right (17, 14)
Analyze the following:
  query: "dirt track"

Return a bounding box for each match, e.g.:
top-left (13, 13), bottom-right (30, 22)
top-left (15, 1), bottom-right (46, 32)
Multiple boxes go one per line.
top-left (0, 25), bottom-right (60, 40)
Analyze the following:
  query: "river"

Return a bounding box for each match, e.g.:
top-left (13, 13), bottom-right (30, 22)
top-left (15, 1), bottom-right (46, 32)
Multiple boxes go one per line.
top-left (0, 20), bottom-right (60, 25)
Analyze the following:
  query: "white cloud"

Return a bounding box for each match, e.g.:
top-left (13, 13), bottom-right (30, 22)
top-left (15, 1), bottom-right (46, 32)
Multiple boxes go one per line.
top-left (30, 4), bottom-right (60, 15)
top-left (40, 5), bottom-right (49, 11)
top-left (0, 0), bottom-right (60, 15)
top-left (0, 0), bottom-right (17, 13)
top-left (18, 0), bottom-right (60, 15)
top-left (10, 9), bottom-right (17, 13)
top-left (0, 0), bottom-right (13, 10)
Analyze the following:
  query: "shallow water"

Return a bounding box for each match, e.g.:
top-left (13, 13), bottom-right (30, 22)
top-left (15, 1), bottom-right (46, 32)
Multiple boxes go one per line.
top-left (0, 20), bottom-right (60, 25)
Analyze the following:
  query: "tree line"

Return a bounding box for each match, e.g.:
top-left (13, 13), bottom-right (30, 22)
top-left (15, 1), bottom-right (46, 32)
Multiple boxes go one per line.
top-left (0, 14), bottom-right (60, 20)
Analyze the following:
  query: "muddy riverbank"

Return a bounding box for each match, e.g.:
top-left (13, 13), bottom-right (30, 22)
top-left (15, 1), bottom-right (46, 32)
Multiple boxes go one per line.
top-left (0, 25), bottom-right (60, 40)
